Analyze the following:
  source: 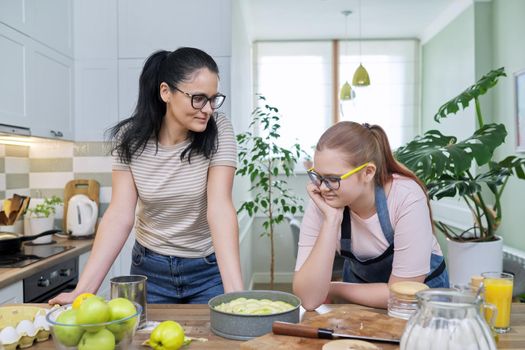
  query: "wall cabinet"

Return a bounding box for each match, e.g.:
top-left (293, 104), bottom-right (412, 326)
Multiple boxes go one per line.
top-left (73, 0), bottom-right (119, 141)
top-left (118, 0), bottom-right (231, 59)
top-left (0, 0), bottom-right (73, 57)
top-left (2, 0), bottom-right (233, 142)
top-left (0, 281), bottom-right (23, 305)
top-left (0, 22), bottom-right (74, 140)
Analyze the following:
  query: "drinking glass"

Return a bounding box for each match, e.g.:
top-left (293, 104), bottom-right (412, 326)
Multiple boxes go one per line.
top-left (482, 272), bottom-right (514, 333)
top-left (110, 275), bottom-right (148, 329)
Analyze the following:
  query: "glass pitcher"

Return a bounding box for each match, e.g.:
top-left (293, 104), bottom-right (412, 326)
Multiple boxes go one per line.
top-left (400, 289), bottom-right (497, 350)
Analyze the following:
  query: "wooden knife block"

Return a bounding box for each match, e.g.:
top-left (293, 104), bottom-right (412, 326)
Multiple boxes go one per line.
top-left (63, 179), bottom-right (100, 233)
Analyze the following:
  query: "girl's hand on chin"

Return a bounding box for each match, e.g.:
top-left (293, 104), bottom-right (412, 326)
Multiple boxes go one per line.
top-left (307, 183), bottom-right (344, 221)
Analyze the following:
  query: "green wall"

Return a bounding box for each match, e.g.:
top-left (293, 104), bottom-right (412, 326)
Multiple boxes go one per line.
top-left (421, 6), bottom-right (476, 137)
top-left (492, 0), bottom-right (525, 250)
top-left (422, 0), bottom-right (525, 252)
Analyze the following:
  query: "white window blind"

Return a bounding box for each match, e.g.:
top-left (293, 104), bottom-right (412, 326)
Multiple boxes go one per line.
top-left (254, 40), bottom-right (419, 154)
top-left (254, 41), bottom-right (333, 155)
top-left (339, 40), bottom-right (420, 149)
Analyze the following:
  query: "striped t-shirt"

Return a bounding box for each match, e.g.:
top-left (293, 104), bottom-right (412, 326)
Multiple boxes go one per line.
top-left (113, 114), bottom-right (237, 258)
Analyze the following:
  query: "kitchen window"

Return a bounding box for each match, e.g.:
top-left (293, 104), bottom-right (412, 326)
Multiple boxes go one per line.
top-left (254, 40), bottom-right (420, 156)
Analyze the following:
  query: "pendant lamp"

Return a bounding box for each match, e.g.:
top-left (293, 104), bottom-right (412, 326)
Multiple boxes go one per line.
top-left (352, 0), bottom-right (370, 86)
top-left (340, 10), bottom-right (355, 101)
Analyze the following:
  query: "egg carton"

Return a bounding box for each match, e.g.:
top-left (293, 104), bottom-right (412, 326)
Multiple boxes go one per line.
top-left (0, 306), bottom-right (53, 349)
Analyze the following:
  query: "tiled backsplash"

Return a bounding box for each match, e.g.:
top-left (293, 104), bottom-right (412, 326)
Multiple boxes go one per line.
top-left (0, 141), bottom-right (112, 218)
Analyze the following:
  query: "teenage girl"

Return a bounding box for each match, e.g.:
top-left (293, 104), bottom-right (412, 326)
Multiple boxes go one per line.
top-left (293, 121), bottom-right (448, 310)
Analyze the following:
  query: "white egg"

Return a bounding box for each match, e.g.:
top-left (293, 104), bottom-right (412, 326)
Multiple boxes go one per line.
top-left (33, 314), bottom-right (50, 331)
top-left (16, 319), bottom-right (38, 337)
top-left (0, 326), bottom-right (21, 345)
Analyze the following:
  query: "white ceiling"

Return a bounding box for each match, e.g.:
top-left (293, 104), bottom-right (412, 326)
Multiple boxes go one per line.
top-left (244, 0), bottom-right (466, 41)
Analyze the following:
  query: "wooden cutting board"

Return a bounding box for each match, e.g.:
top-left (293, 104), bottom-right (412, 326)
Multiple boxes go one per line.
top-left (63, 179), bottom-right (100, 232)
top-left (241, 306), bottom-right (406, 350)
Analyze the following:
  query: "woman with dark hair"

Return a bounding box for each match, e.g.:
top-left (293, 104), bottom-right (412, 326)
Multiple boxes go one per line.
top-left (50, 47), bottom-right (243, 304)
top-left (293, 121), bottom-right (448, 310)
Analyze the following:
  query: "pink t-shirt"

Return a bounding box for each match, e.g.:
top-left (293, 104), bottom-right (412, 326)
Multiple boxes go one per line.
top-left (295, 174), bottom-right (443, 278)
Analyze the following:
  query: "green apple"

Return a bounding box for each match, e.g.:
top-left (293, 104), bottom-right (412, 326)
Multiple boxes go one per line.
top-left (106, 298), bottom-right (138, 339)
top-left (78, 328), bottom-right (115, 350)
top-left (108, 298), bottom-right (137, 320)
top-left (77, 296), bottom-right (110, 332)
top-left (53, 309), bottom-right (85, 346)
top-left (148, 321), bottom-right (186, 350)
top-left (110, 328), bottom-right (128, 343)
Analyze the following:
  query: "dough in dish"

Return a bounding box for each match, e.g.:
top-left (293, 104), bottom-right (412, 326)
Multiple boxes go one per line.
top-left (322, 339), bottom-right (380, 350)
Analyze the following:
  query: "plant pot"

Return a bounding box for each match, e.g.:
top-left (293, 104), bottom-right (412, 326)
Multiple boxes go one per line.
top-left (24, 215), bottom-right (55, 244)
top-left (446, 235), bottom-right (503, 287)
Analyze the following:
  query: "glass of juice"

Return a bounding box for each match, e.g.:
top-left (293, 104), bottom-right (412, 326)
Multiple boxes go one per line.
top-left (482, 272), bottom-right (514, 333)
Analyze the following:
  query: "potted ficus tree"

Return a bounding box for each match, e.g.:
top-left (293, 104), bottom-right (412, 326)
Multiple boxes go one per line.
top-left (395, 67), bottom-right (525, 285)
top-left (236, 95), bottom-right (305, 290)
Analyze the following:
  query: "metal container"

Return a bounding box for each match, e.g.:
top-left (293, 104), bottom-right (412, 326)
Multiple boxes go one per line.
top-left (208, 290), bottom-right (301, 340)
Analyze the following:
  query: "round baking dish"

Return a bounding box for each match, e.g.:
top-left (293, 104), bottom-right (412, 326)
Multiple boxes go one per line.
top-left (208, 290), bottom-right (301, 340)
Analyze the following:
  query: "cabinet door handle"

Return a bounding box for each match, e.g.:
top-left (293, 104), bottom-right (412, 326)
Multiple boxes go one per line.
top-left (50, 130), bottom-right (64, 137)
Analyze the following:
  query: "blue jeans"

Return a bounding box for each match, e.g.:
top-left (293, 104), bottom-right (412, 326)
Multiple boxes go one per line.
top-left (130, 241), bottom-right (224, 304)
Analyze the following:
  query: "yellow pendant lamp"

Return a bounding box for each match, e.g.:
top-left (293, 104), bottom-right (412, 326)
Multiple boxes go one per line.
top-left (340, 10), bottom-right (355, 101)
top-left (340, 81), bottom-right (355, 101)
top-left (352, 0), bottom-right (370, 86)
top-left (353, 64), bottom-right (370, 86)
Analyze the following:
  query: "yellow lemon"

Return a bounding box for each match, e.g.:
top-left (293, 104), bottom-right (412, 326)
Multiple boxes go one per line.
top-left (72, 293), bottom-right (96, 310)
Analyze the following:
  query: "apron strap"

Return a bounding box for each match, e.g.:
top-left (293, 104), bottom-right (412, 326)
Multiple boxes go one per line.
top-left (424, 257), bottom-right (447, 283)
top-left (375, 186), bottom-right (394, 244)
top-left (340, 186), bottom-right (394, 263)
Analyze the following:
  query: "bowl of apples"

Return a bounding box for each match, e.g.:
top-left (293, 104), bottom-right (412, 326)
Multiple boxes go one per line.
top-left (46, 295), bottom-right (142, 350)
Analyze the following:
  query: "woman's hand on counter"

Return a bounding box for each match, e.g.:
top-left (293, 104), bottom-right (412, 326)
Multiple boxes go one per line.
top-left (48, 290), bottom-right (80, 306)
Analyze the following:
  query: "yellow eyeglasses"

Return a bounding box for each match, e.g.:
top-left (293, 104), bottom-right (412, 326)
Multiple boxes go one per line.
top-left (307, 162), bottom-right (369, 190)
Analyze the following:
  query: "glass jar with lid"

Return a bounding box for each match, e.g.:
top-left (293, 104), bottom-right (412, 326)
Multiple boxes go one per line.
top-left (388, 281), bottom-right (429, 319)
top-left (400, 288), bottom-right (497, 350)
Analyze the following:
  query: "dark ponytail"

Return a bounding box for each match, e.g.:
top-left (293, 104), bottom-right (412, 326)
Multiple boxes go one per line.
top-left (108, 47), bottom-right (220, 164)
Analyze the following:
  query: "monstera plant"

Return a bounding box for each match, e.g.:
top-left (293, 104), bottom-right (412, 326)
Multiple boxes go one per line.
top-left (396, 67), bottom-right (525, 242)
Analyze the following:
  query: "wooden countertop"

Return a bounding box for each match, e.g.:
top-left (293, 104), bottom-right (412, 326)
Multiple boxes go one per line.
top-left (28, 303), bottom-right (525, 349)
top-left (0, 236), bottom-right (93, 289)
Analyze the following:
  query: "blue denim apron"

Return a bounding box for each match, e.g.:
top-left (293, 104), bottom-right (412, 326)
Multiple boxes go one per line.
top-left (340, 186), bottom-right (449, 288)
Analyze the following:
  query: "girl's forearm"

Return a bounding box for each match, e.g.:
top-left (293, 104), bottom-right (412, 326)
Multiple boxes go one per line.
top-left (329, 281), bottom-right (390, 309)
top-left (293, 218), bottom-right (340, 310)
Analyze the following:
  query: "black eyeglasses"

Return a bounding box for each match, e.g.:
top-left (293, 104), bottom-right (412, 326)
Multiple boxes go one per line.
top-left (172, 86), bottom-right (226, 110)
top-left (307, 162), bottom-right (369, 190)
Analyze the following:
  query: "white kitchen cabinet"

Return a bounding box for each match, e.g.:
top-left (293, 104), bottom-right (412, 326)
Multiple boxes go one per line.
top-left (0, 24), bottom-right (30, 131)
top-left (0, 0), bottom-right (73, 57)
top-left (118, 59), bottom-right (143, 121)
top-left (117, 0), bottom-right (231, 59)
top-left (73, 0), bottom-right (119, 141)
top-left (0, 22), bottom-right (74, 140)
top-left (0, 281), bottom-right (23, 305)
top-left (26, 42), bottom-right (74, 140)
top-left (74, 60), bottom-right (118, 141)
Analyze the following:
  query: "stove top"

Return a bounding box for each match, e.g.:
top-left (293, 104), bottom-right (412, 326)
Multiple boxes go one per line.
top-left (0, 244), bottom-right (74, 268)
